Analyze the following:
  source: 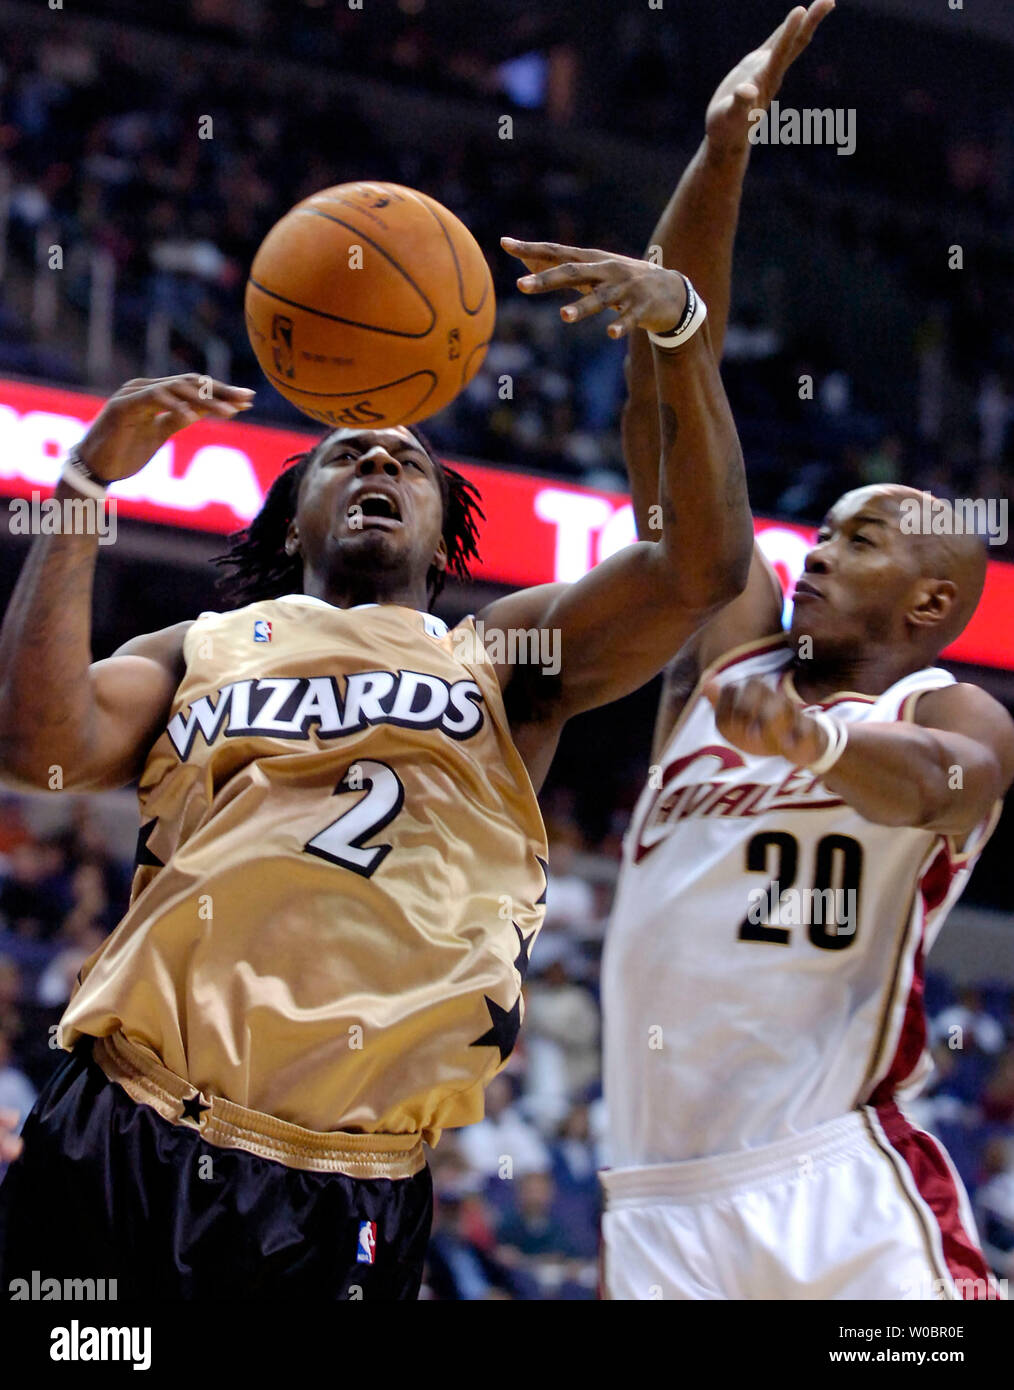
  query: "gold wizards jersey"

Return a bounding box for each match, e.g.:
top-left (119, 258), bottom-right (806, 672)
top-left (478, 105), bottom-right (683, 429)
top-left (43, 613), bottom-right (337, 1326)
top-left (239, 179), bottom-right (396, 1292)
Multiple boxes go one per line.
top-left (61, 597), bottom-right (548, 1146)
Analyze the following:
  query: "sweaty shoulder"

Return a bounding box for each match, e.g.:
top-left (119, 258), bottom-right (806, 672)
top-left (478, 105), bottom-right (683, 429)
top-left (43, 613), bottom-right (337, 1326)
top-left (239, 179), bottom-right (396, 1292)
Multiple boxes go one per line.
top-left (912, 682), bottom-right (1014, 789)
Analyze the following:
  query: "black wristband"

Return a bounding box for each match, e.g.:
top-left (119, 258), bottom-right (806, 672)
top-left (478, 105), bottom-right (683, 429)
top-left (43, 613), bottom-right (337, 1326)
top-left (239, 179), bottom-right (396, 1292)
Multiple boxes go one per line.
top-left (65, 446), bottom-right (110, 491)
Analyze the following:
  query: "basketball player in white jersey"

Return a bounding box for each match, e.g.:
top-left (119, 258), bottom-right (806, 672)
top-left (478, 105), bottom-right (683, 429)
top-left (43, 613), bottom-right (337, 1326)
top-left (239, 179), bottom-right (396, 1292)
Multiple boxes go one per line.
top-left (599, 2), bottom-right (1014, 1299)
top-left (0, 245), bottom-right (753, 1298)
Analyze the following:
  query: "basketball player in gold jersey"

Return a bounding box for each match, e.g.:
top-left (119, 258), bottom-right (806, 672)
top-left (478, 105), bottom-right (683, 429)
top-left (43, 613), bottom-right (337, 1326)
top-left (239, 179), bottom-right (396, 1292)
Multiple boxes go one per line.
top-left (0, 244), bottom-right (753, 1298)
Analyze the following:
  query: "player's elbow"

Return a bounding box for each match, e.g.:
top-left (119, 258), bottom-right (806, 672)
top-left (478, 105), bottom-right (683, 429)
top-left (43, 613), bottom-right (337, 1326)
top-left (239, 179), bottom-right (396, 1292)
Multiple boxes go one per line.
top-left (0, 703), bottom-right (45, 789)
top-left (657, 550), bottom-right (750, 618)
top-left (725, 541), bottom-right (754, 600)
top-left (916, 756), bottom-right (1002, 834)
top-left (0, 716), bottom-right (91, 793)
top-left (0, 747), bottom-right (62, 792)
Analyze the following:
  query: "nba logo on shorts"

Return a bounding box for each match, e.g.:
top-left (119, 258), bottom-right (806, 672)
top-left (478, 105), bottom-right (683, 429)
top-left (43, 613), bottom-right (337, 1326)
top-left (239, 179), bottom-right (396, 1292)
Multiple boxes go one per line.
top-left (253, 620), bottom-right (272, 643)
top-left (357, 1220), bottom-right (377, 1265)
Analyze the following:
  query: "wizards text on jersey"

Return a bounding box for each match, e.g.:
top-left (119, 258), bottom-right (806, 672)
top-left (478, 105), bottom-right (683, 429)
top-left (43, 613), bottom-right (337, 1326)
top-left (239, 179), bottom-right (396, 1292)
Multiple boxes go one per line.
top-left (167, 670), bottom-right (484, 759)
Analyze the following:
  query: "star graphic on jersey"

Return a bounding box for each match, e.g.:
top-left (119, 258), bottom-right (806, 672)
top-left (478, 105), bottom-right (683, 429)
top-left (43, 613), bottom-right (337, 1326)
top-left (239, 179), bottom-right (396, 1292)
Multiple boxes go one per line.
top-left (135, 819), bottom-right (164, 869)
top-left (535, 857), bottom-right (548, 906)
top-left (513, 923), bottom-right (534, 982)
top-left (469, 995), bottom-right (521, 1063)
top-left (180, 1092), bottom-right (210, 1126)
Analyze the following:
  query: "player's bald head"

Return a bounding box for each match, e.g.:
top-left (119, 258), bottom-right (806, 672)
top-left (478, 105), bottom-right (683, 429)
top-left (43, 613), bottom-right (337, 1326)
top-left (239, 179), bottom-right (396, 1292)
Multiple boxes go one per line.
top-left (829, 485), bottom-right (987, 647)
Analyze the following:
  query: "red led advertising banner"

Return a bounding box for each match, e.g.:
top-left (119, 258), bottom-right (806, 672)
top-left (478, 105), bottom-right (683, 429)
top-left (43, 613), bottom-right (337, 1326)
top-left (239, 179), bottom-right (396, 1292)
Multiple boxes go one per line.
top-left (0, 377), bottom-right (1011, 670)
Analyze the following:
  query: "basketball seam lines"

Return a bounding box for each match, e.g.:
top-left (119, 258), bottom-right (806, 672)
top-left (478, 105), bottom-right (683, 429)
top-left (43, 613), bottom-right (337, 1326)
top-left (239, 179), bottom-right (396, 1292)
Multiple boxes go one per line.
top-left (257, 365), bottom-right (438, 399)
top-left (248, 275), bottom-right (434, 338)
top-left (255, 204), bottom-right (438, 337)
top-left (409, 189), bottom-right (490, 319)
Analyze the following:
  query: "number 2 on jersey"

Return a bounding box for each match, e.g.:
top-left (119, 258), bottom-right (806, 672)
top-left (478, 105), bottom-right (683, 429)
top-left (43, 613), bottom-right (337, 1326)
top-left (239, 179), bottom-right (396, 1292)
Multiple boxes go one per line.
top-left (304, 761), bottom-right (404, 877)
top-left (737, 830), bottom-right (863, 950)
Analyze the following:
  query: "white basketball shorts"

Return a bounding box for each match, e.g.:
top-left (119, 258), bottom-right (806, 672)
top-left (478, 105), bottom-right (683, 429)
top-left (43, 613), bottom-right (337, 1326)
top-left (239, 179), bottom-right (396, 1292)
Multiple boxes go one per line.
top-left (600, 1104), bottom-right (1002, 1301)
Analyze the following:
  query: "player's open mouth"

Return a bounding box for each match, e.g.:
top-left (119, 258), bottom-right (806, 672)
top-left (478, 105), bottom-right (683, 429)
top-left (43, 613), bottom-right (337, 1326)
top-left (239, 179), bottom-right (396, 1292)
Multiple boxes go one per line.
top-left (348, 490), bottom-right (403, 529)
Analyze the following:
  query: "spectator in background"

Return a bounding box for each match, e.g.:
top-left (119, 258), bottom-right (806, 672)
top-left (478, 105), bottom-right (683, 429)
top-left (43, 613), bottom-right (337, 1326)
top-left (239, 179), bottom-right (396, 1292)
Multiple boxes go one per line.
top-left (0, 1108), bottom-right (23, 1163)
top-left (522, 937), bottom-right (599, 1132)
top-left (932, 988), bottom-right (1007, 1059)
top-left (858, 433), bottom-right (903, 487)
top-left (540, 819), bottom-right (596, 936)
top-left (496, 1170), bottom-right (574, 1258)
top-left (548, 1102), bottom-right (601, 1259)
top-left (981, 1050), bottom-right (1014, 1128)
top-left (0, 1028), bottom-right (35, 1157)
top-left (0, 838), bottom-right (69, 939)
top-left (0, 798), bottom-right (30, 856)
top-left (494, 1170), bottom-right (594, 1298)
top-left (455, 1072), bottom-right (550, 1182)
top-left (36, 915), bottom-right (106, 1009)
top-left (0, 957), bottom-right (22, 1035)
top-left (974, 1136), bottom-right (1014, 1281)
top-left (907, 1041), bottom-right (981, 1133)
top-left (425, 1186), bottom-right (520, 1301)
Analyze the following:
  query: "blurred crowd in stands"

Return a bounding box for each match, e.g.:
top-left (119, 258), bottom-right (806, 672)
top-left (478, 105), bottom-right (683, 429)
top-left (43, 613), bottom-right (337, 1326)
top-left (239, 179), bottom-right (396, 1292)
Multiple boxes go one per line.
top-left (0, 5), bottom-right (1011, 552)
top-left (0, 791), bottom-right (1011, 1299)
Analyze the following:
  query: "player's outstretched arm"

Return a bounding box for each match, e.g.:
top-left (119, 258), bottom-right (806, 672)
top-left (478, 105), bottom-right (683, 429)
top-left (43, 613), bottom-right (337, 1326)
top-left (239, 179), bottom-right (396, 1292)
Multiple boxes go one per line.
top-left (482, 243), bottom-right (752, 768)
top-left (707, 677), bottom-right (1014, 835)
top-left (616, 3), bottom-right (835, 761)
top-left (623, 0), bottom-right (835, 536)
top-left (0, 375), bottom-right (253, 791)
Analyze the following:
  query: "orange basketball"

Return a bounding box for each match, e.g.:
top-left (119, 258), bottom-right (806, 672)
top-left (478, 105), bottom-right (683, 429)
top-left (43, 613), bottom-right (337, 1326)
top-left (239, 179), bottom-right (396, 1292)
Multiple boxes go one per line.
top-left (244, 181), bottom-right (496, 429)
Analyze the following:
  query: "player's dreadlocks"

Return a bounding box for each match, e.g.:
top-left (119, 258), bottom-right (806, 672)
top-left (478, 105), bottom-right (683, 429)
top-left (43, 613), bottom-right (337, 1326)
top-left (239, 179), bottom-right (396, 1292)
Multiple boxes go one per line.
top-left (213, 426), bottom-right (483, 608)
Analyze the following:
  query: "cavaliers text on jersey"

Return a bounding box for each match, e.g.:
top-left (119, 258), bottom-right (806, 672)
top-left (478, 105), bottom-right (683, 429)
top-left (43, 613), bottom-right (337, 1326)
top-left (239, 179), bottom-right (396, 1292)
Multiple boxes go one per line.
top-left (603, 634), bottom-right (999, 1167)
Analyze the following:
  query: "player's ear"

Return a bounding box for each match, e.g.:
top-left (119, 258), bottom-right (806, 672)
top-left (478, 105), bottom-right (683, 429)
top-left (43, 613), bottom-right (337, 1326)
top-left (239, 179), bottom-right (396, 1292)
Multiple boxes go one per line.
top-left (431, 535), bottom-right (448, 576)
top-left (908, 578), bottom-right (958, 630)
top-left (284, 520), bottom-right (301, 558)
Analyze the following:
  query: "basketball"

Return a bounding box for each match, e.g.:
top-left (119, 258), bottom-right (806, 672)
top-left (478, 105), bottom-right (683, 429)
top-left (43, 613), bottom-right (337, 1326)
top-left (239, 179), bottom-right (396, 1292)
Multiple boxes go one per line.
top-left (244, 181), bottom-right (496, 429)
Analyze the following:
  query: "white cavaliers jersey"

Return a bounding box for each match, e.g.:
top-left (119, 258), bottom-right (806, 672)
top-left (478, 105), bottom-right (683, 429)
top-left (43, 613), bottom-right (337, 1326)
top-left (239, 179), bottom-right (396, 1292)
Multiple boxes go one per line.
top-left (603, 635), bottom-right (999, 1167)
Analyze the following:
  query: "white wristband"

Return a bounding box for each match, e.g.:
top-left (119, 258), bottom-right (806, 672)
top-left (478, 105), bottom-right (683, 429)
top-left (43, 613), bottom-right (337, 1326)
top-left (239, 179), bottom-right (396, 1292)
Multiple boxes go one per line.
top-left (61, 448), bottom-right (110, 502)
top-left (805, 711), bottom-right (850, 778)
top-left (647, 275), bottom-right (708, 350)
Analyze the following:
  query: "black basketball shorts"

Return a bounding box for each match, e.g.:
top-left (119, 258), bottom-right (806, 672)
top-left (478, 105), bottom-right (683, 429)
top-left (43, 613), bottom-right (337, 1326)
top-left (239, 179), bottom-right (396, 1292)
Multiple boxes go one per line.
top-left (0, 1042), bottom-right (433, 1300)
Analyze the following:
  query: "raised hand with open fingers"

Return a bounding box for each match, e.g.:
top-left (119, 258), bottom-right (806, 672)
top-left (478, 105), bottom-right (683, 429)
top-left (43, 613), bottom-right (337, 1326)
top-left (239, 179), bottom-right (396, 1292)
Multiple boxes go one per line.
top-left (75, 374), bottom-right (256, 484)
top-left (706, 1), bottom-right (836, 157)
top-left (501, 238), bottom-right (690, 343)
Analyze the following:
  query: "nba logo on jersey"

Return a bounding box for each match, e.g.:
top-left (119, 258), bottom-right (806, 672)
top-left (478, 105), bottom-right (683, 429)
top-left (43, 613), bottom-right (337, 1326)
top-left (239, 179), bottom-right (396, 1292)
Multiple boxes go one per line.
top-left (356, 1220), bottom-right (377, 1264)
top-left (253, 620), bottom-right (272, 643)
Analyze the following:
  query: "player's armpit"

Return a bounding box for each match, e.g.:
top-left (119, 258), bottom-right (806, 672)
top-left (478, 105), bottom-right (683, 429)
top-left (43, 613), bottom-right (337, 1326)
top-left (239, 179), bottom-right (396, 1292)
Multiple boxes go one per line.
top-left (36, 621), bottom-right (190, 792)
top-left (485, 539), bottom-right (741, 730)
top-left (651, 544), bottom-right (784, 762)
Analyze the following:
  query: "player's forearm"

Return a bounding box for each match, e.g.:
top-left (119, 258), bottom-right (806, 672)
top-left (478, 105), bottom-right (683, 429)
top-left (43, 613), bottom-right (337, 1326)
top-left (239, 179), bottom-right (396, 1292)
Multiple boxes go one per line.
top-left (821, 723), bottom-right (1001, 833)
top-left (625, 139), bottom-right (750, 539)
top-left (646, 138), bottom-right (749, 360)
top-left (0, 482), bottom-right (103, 783)
top-left (650, 333), bottom-right (752, 610)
